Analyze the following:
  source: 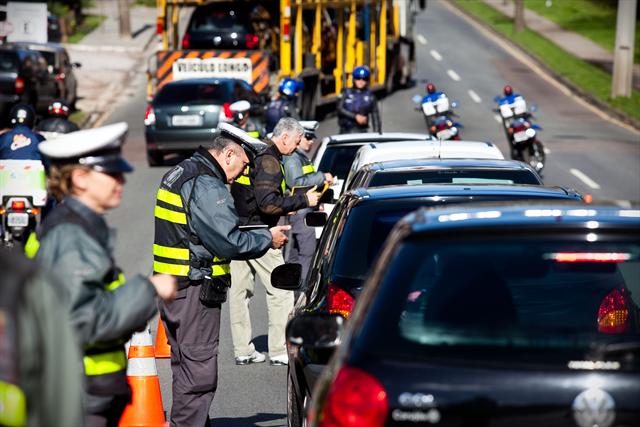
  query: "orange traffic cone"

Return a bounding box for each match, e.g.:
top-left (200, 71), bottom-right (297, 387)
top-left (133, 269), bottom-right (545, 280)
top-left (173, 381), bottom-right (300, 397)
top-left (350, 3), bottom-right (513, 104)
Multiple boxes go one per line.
top-left (118, 329), bottom-right (166, 427)
top-left (154, 318), bottom-right (171, 359)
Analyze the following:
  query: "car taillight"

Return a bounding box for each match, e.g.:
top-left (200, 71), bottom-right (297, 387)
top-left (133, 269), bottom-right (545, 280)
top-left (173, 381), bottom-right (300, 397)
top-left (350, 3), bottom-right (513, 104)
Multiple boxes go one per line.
top-left (223, 102), bottom-right (233, 119)
top-left (548, 252), bottom-right (631, 263)
top-left (144, 105), bottom-right (156, 126)
top-left (11, 200), bottom-right (26, 211)
top-left (156, 18), bottom-right (163, 35)
top-left (55, 73), bottom-right (66, 82)
top-left (245, 33), bottom-right (259, 49)
top-left (327, 283), bottom-right (354, 318)
top-left (318, 366), bottom-right (388, 427)
top-left (15, 77), bottom-right (24, 94)
top-left (181, 33), bottom-right (191, 49)
top-left (598, 289), bottom-right (629, 334)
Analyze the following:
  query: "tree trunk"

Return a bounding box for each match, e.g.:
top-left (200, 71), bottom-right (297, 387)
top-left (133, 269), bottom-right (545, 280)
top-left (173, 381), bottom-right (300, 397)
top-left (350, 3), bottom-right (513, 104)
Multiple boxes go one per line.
top-left (514, 0), bottom-right (525, 33)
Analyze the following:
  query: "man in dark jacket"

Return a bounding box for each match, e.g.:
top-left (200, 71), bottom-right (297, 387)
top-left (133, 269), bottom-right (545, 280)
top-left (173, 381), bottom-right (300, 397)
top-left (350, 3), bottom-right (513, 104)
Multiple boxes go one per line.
top-left (230, 117), bottom-right (320, 366)
top-left (154, 123), bottom-right (290, 426)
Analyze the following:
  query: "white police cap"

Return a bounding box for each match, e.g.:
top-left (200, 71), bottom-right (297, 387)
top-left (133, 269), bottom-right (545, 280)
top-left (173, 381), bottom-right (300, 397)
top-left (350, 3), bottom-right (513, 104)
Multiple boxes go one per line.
top-left (38, 122), bottom-right (133, 173)
top-left (299, 120), bottom-right (319, 138)
top-left (217, 122), bottom-right (267, 161)
top-left (229, 100), bottom-right (251, 113)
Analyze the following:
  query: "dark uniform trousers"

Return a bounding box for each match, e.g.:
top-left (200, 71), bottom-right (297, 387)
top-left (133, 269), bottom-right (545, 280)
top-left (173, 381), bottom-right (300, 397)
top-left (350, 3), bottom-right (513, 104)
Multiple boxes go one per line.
top-left (285, 209), bottom-right (316, 281)
top-left (160, 284), bottom-right (221, 427)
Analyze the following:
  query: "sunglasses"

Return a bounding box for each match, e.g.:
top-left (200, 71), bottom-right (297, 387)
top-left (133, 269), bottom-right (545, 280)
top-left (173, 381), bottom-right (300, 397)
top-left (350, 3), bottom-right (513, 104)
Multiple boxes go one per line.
top-left (354, 77), bottom-right (367, 81)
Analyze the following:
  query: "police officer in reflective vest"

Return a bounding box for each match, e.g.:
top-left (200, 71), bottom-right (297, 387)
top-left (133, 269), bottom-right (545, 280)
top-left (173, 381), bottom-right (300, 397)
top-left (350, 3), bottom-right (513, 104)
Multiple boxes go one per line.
top-left (337, 66), bottom-right (381, 134)
top-left (230, 100), bottom-right (263, 139)
top-left (282, 121), bottom-right (334, 279)
top-left (32, 123), bottom-right (177, 426)
top-left (153, 123), bottom-right (290, 426)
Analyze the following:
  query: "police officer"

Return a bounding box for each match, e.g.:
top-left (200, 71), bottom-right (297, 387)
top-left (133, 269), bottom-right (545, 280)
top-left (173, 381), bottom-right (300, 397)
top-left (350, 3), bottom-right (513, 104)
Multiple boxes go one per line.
top-left (0, 104), bottom-right (46, 163)
top-left (282, 121), bottom-right (334, 279)
top-left (35, 100), bottom-right (80, 137)
top-left (153, 123), bottom-right (290, 426)
top-left (230, 100), bottom-right (263, 139)
top-left (33, 122), bottom-right (178, 426)
top-left (230, 117), bottom-right (320, 366)
top-left (0, 247), bottom-right (83, 427)
top-left (264, 78), bottom-right (302, 134)
top-left (337, 66), bottom-right (381, 134)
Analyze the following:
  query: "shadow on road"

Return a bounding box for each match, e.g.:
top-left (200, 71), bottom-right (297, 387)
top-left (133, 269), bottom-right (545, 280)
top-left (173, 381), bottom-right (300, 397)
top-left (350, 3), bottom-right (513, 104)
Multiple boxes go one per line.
top-left (210, 412), bottom-right (286, 426)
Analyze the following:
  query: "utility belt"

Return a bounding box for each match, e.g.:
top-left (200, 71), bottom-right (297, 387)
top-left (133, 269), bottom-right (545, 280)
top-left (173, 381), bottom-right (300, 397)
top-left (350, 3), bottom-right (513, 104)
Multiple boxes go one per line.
top-left (179, 258), bottom-right (231, 305)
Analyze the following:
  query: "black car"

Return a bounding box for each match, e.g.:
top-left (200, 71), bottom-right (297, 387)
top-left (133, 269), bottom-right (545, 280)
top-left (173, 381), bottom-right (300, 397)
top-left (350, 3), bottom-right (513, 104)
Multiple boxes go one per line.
top-left (296, 204), bottom-right (640, 427)
top-left (144, 77), bottom-right (261, 166)
top-left (275, 185), bottom-right (583, 426)
top-left (345, 158), bottom-right (543, 193)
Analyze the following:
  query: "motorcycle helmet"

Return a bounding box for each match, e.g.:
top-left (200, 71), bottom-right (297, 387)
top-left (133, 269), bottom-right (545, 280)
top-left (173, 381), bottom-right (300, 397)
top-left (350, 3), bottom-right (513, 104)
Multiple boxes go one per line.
top-left (426, 83), bottom-right (436, 94)
top-left (9, 104), bottom-right (36, 128)
top-left (352, 65), bottom-right (371, 81)
top-left (503, 85), bottom-right (513, 96)
top-left (279, 78), bottom-right (303, 98)
top-left (48, 100), bottom-right (71, 118)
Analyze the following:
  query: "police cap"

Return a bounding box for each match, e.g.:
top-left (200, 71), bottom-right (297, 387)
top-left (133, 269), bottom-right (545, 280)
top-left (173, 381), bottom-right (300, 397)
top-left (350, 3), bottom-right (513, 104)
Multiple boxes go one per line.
top-left (38, 122), bottom-right (133, 173)
top-left (217, 122), bottom-right (267, 162)
top-left (299, 120), bottom-right (319, 139)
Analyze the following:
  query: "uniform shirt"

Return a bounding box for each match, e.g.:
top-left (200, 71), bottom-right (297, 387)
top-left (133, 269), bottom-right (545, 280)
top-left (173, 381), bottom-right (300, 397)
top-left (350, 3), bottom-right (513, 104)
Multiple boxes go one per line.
top-left (0, 125), bottom-right (46, 162)
top-left (337, 87), bottom-right (381, 132)
top-left (283, 149), bottom-right (325, 189)
top-left (264, 97), bottom-right (300, 133)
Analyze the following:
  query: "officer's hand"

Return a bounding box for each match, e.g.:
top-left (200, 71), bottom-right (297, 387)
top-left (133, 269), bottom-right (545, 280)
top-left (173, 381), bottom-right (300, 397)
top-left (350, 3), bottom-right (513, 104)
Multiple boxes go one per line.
top-left (324, 173), bottom-right (335, 185)
top-left (150, 274), bottom-right (178, 302)
top-left (306, 186), bottom-right (321, 208)
top-left (270, 225), bottom-right (291, 249)
top-left (356, 114), bottom-right (368, 125)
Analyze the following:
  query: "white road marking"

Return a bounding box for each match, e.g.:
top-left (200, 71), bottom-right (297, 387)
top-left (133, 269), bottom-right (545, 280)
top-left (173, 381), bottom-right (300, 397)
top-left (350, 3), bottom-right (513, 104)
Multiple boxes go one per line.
top-left (494, 114), bottom-right (503, 123)
top-left (430, 49), bottom-right (442, 61)
top-left (468, 89), bottom-right (482, 103)
top-left (417, 34), bottom-right (428, 45)
top-left (447, 69), bottom-right (461, 81)
top-left (570, 168), bottom-right (601, 190)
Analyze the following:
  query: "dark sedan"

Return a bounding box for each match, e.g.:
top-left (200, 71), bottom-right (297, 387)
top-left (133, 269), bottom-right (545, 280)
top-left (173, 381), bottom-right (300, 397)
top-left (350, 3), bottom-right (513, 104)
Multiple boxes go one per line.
top-left (144, 77), bottom-right (261, 166)
top-left (299, 204), bottom-right (640, 427)
top-left (274, 185), bottom-right (583, 427)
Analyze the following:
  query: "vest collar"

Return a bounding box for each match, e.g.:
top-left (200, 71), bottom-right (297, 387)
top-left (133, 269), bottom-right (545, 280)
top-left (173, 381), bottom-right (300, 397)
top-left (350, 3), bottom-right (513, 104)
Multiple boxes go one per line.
top-left (194, 146), bottom-right (226, 181)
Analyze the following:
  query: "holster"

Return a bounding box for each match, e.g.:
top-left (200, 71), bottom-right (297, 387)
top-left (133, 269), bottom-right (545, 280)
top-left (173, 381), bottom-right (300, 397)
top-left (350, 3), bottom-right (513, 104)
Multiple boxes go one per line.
top-left (199, 275), bottom-right (231, 306)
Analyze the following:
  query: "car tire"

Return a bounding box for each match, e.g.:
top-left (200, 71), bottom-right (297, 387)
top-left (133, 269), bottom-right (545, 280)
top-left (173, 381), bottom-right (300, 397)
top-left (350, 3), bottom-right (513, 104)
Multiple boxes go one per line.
top-left (287, 367), bottom-right (304, 427)
top-left (147, 150), bottom-right (164, 167)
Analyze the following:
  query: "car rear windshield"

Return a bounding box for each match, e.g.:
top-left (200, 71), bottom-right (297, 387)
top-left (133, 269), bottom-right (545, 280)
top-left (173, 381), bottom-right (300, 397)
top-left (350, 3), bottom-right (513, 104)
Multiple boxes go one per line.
top-left (364, 234), bottom-right (640, 360)
top-left (154, 83), bottom-right (232, 105)
top-left (189, 7), bottom-right (249, 32)
top-left (318, 145), bottom-right (362, 179)
top-left (369, 169), bottom-right (541, 187)
top-left (0, 51), bottom-right (19, 72)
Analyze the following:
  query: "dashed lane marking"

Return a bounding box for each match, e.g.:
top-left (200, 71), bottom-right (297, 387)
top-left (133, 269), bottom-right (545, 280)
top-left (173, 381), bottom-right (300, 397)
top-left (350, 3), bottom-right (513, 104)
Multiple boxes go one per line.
top-left (570, 168), bottom-right (601, 190)
top-left (430, 49), bottom-right (442, 61)
top-left (468, 89), bottom-right (481, 103)
top-left (447, 69), bottom-right (461, 81)
top-left (418, 34), bottom-right (428, 45)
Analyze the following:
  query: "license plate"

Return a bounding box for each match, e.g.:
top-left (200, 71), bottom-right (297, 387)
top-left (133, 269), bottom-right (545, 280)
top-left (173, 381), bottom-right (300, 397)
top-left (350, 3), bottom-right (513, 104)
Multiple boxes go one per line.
top-left (437, 129), bottom-right (453, 140)
top-left (513, 131), bottom-right (529, 143)
top-left (171, 115), bottom-right (203, 127)
top-left (7, 213), bottom-right (29, 227)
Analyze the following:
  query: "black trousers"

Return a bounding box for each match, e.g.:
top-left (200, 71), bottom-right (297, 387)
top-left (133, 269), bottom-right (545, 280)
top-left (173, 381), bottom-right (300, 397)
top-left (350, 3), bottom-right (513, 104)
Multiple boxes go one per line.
top-left (84, 396), bottom-right (128, 427)
top-left (160, 283), bottom-right (221, 427)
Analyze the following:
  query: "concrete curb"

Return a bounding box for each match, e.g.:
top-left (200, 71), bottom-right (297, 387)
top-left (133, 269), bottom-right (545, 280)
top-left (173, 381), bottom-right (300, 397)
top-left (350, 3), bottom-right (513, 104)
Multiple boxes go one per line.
top-left (447, 1), bottom-right (640, 132)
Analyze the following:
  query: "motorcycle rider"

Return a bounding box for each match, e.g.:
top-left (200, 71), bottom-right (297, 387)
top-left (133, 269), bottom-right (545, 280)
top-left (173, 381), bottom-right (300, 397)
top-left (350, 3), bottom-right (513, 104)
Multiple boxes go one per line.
top-left (230, 100), bottom-right (263, 139)
top-left (0, 104), bottom-right (46, 164)
top-left (421, 82), bottom-right (448, 105)
top-left (264, 78), bottom-right (302, 134)
top-left (337, 66), bottom-right (381, 134)
top-left (35, 100), bottom-right (79, 137)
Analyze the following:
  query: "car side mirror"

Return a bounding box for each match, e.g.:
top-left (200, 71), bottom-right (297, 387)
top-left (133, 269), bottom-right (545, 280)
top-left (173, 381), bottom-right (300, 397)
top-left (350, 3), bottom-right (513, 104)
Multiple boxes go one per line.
top-left (271, 263), bottom-right (302, 290)
top-left (305, 211), bottom-right (327, 227)
top-left (286, 313), bottom-right (344, 349)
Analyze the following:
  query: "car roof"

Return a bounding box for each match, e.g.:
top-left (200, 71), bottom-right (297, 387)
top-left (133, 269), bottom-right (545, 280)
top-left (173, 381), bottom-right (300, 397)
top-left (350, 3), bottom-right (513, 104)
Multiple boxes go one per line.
top-left (323, 132), bottom-right (434, 145)
top-left (164, 77), bottom-right (247, 86)
top-left (347, 184), bottom-right (582, 202)
top-left (363, 158), bottom-right (530, 172)
top-left (401, 203), bottom-right (640, 234)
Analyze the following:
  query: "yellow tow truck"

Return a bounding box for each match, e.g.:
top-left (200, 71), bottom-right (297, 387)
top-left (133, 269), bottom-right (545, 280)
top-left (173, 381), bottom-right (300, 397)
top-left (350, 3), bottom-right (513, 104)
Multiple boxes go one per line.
top-left (149, 0), bottom-right (424, 118)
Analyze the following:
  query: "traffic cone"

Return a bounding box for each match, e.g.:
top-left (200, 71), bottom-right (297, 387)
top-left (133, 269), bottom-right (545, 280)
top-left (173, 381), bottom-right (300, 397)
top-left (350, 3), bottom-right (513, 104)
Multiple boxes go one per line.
top-left (118, 329), bottom-right (166, 427)
top-left (154, 318), bottom-right (171, 359)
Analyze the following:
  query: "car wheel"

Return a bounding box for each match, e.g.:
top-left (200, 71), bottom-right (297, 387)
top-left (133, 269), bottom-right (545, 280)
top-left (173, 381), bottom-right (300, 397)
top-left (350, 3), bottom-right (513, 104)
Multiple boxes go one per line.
top-left (287, 366), bottom-right (304, 427)
top-left (147, 150), bottom-right (164, 167)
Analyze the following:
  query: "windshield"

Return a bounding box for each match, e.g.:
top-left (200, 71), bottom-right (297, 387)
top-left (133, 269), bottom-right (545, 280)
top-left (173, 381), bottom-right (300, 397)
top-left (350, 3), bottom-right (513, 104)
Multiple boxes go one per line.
top-left (318, 145), bottom-right (361, 180)
top-left (364, 235), bottom-right (640, 363)
top-left (154, 83), bottom-right (231, 105)
top-left (369, 169), bottom-right (541, 187)
top-left (189, 8), bottom-right (249, 32)
top-left (0, 51), bottom-right (19, 73)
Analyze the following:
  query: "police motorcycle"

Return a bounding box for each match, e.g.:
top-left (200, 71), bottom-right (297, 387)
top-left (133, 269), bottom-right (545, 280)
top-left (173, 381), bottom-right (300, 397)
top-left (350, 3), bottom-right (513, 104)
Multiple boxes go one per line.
top-left (494, 89), bottom-right (545, 173)
top-left (0, 160), bottom-right (47, 246)
top-left (412, 89), bottom-right (463, 140)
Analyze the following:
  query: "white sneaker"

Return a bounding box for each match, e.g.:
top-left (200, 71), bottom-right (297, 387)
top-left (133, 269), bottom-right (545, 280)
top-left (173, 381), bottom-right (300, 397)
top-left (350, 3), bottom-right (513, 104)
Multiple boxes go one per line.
top-left (235, 351), bottom-right (266, 365)
top-left (270, 355), bottom-right (288, 366)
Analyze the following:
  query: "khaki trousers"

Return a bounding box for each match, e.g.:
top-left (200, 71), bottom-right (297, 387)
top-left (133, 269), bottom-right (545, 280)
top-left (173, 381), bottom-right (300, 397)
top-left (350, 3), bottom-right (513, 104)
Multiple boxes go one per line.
top-left (229, 248), bottom-right (294, 358)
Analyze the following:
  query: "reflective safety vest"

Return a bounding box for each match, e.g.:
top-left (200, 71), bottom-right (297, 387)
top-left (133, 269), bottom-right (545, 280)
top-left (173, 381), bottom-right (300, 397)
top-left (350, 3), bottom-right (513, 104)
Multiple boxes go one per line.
top-left (234, 164), bottom-right (286, 194)
top-left (154, 158), bottom-right (230, 287)
top-left (22, 203), bottom-right (128, 385)
top-left (302, 164), bottom-right (315, 175)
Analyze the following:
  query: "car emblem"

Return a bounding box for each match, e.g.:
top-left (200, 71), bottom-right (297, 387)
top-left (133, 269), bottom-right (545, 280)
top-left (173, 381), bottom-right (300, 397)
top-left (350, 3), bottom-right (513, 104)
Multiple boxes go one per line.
top-left (572, 388), bottom-right (615, 427)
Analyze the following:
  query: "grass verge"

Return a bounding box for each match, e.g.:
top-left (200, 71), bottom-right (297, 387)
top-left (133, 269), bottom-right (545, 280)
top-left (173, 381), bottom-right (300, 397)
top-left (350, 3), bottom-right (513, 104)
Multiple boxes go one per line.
top-left (67, 15), bottom-right (106, 44)
top-left (452, 0), bottom-right (640, 124)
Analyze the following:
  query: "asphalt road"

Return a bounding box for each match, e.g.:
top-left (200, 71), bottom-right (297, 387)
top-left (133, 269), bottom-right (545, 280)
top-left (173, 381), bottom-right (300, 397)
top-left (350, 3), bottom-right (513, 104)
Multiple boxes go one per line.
top-left (103, 2), bottom-right (639, 426)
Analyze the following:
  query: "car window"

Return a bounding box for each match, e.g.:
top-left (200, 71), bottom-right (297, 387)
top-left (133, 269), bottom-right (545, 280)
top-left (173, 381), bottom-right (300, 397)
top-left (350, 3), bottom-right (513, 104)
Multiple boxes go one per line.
top-left (318, 145), bottom-right (361, 180)
top-left (154, 82), bottom-right (232, 105)
top-left (38, 51), bottom-right (56, 68)
top-left (0, 51), bottom-right (19, 72)
top-left (369, 169), bottom-right (541, 187)
top-left (189, 7), bottom-right (249, 32)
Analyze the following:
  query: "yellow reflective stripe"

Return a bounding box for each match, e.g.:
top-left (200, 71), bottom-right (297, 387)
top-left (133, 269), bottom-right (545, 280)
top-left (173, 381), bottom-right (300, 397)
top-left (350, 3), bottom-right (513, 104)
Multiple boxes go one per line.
top-left (0, 381), bottom-right (27, 427)
top-left (212, 263), bottom-right (230, 276)
top-left (157, 188), bottom-right (183, 207)
top-left (302, 164), bottom-right (316, 174)
top-left (153, 244), bottom-right (189, 261)
top-left (24, 231), bottom-right (40, 259)
top-left (280, 164), bottom-right (286, 193)
top-left (153, 260), bottom-right (189, 276)
top-left (247, 131), bottom-right (260, 138)
top-left (154, 205), bottom-right (186, 224)
top-left (105, 273), bottom-right (125, 291)
top-left (83, 350), bottom-right (126, 376)
top-left (235, 175), bottom-right (251, 185)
